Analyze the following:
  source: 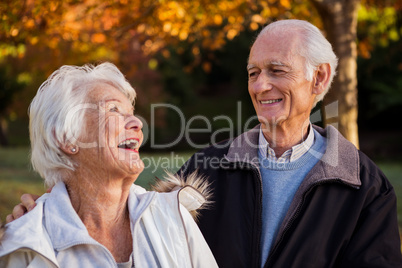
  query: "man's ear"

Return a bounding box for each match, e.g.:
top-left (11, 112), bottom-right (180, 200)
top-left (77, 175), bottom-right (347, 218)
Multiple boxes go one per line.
top-left (60, 142), bottom-right (79, 155)
top-left (312, 63), bottom-right (331, 95)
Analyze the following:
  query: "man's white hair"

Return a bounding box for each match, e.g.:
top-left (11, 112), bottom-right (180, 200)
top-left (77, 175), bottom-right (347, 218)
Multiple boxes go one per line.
top-left (29, 62), bottom-right (136, 187)
top-left (257, 19), bottom-right (338, 107)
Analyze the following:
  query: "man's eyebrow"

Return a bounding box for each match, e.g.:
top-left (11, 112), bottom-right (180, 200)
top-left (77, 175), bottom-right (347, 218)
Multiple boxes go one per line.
top-left (270, 61), bottom-right (287, 67)
top-left (247, 61), bottom-right (288, 71)
top-left (247, 64), bottom-right (256, 71)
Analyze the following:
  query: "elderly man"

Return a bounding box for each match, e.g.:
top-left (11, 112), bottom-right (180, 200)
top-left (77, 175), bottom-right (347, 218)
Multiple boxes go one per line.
top-left (7, 19), bottom-right (402, 267)
top-left (179, 19), bottom-right (402, 267)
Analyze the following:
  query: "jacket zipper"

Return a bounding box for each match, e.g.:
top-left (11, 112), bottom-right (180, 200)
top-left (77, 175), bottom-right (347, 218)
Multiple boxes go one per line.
top-left (131, 192), bottom-right (157, 268)
top-left (250, 165), bottom-right (264, 268)
top-left (226, 160), bottom-right (264, 267)
top-left (263, 178), bottom-right (359, 267)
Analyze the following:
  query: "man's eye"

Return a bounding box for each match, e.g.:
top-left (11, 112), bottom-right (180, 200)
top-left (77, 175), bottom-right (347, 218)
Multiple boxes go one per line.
top-left (272, 69), bottom-right (285, 74)
top-left (249, 71), bottom-right (258, 78)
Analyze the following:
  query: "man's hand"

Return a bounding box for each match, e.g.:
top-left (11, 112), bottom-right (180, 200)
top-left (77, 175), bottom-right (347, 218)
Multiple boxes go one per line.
top-left (6, 194), bottom-right (40, 223)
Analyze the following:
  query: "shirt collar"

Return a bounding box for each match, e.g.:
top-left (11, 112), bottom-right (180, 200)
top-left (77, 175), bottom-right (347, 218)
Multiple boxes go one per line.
top-left (258, 123), bottom-right (315, 163)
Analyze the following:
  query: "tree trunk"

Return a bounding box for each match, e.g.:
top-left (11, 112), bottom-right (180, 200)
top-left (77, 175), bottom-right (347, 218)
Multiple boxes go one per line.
top-left (0, 117), bottom-right (9, 147)
top-left (310, 0), bottom-right (361, 148)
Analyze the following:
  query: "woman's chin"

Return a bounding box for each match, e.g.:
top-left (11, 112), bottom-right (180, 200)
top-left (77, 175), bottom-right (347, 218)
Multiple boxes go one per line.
top-left (129, 160), bottom-right (144, 175)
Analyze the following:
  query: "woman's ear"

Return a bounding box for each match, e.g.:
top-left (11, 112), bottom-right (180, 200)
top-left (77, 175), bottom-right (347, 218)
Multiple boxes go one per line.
top-left (312, 63), bottom-right (331, 95)
top-left (60, 143), bottom-right (79, 155)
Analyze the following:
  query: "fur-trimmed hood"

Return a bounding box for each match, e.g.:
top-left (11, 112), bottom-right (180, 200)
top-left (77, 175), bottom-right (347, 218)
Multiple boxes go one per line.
top-left (151, 171), bottom-right (213, 221)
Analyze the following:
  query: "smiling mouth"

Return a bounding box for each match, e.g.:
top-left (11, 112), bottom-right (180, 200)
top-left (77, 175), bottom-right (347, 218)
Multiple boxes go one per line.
top-left (260, 99), bottom-right (282, 104)
top-left (117, 139), bottom-right (140, 151)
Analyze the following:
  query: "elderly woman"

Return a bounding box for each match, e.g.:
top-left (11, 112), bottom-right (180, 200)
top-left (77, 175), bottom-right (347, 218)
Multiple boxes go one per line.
top-left (0, 63), bottom-right (217, 267)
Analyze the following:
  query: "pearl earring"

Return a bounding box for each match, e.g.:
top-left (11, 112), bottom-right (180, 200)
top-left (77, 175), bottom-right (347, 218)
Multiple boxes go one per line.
top-left (71, 147), bottom-right (77, 153)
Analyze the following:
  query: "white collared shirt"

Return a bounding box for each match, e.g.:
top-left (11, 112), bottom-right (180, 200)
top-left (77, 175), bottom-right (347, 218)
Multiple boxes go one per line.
top-left (258, 124), bottom-right (315, 163)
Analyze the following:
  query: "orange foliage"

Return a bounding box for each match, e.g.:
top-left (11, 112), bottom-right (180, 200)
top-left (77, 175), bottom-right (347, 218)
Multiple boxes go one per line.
top-left (0, 0), bottom-right (306, 62)
top-left (1, 0), bottom-right (395, 71)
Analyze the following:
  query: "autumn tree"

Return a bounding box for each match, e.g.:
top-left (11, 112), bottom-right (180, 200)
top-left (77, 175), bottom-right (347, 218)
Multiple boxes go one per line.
top-left (1, 0), bottom-right (400, 147)
top-left (309, 0), bottom-right (361, 147)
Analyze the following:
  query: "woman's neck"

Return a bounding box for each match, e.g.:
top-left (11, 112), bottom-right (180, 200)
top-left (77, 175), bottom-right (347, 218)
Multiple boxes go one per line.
top-left (65, 170), bottom-right (135, 262)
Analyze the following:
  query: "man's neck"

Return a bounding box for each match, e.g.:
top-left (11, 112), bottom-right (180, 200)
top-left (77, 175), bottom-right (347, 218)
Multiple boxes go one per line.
top-left (261, 120), bottom-right (310, 157)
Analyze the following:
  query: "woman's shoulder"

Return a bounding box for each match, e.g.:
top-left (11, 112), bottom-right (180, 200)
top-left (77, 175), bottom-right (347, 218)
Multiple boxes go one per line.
top-left (2, 194), bottom-right (48, 234)
top-left (0, 194), bottom-right (57, 266)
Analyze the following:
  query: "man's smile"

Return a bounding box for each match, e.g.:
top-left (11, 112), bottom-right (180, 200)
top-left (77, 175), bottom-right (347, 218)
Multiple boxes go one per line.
top-left (260, 99), bottom-right (283, 104)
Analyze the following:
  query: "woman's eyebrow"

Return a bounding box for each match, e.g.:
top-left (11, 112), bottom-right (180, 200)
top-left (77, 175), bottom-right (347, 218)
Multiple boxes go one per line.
top-left (104, 98), bottom-right (121, 103)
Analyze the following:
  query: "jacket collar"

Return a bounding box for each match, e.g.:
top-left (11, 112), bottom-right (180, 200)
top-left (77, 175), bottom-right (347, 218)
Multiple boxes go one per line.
top-left (224, 124), bottom-right (260, 167)
top-left (224, 124), bottom-right (361, 187)
top-left (44, 182), bottom-right (97, 250)
top-left (45, 182), bottom-right (156, 251)
top-left (307, 125), bottom-right (360, 187)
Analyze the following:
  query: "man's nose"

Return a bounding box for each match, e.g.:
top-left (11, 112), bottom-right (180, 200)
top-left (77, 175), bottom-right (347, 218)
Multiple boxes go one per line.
top-left (251, 71), bottom-right (273, 94)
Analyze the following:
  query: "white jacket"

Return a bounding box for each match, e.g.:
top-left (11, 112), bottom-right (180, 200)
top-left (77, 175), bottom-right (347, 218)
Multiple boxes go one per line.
top-left (0, 181), bottom-right (218, 268)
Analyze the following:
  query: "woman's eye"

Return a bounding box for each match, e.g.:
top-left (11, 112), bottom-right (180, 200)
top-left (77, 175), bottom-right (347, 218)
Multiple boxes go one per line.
top-left (109, 106), bottom-right (119, 112)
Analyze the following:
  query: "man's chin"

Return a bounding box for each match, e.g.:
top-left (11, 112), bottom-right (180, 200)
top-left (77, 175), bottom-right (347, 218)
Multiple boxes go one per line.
top-left (258, 115), bottom-right (286, 126)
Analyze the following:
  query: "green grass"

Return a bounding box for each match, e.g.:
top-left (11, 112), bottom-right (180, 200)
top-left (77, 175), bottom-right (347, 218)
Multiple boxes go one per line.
top-left (377, 162), bottom-right (402, 228)
top-left (0, 147), bottom-right (45, 221)
top-left (136, 151), bottom-right (195, 188)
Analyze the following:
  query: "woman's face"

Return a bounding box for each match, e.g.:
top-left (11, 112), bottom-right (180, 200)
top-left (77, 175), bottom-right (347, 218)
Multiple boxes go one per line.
top-left (76, 82), bottom-right (144, 180)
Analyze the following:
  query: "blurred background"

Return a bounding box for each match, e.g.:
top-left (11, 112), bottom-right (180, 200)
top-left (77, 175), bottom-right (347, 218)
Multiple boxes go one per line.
top-left (1, 0), bottom-right (402, 228)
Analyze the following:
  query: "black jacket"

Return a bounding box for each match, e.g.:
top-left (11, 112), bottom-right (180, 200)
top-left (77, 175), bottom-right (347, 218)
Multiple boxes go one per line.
top-left (179, 125), bottom-right (402, 267)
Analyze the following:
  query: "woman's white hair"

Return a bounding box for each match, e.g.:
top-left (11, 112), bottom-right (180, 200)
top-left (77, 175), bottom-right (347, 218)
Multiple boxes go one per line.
top-left (29, 62), bottom-right (136, 187)
top-left (257, 19), bottom-right (338, 107)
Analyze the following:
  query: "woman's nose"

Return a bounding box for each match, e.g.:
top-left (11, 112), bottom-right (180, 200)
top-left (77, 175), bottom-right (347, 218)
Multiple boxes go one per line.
top-left (125, 115), bottom-right (143, 130)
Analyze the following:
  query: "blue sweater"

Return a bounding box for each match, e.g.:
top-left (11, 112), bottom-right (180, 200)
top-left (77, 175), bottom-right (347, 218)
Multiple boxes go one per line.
top-left (259, 129), bottom-right (327, 265)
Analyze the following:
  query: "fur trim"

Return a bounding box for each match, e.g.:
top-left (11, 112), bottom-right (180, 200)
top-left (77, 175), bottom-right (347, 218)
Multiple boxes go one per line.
top-left (151, 171), bottom-right (213, 221)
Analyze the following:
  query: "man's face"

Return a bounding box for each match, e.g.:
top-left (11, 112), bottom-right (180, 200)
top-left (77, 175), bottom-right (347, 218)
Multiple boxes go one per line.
top-left (247, 30), bottom-right (316, 128)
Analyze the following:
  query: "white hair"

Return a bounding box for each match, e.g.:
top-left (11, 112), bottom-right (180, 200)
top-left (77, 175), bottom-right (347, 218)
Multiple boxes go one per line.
top-left (29, 62), bottom-right (136, 187)
top-left (257, 19), bottom-right (338, 107)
